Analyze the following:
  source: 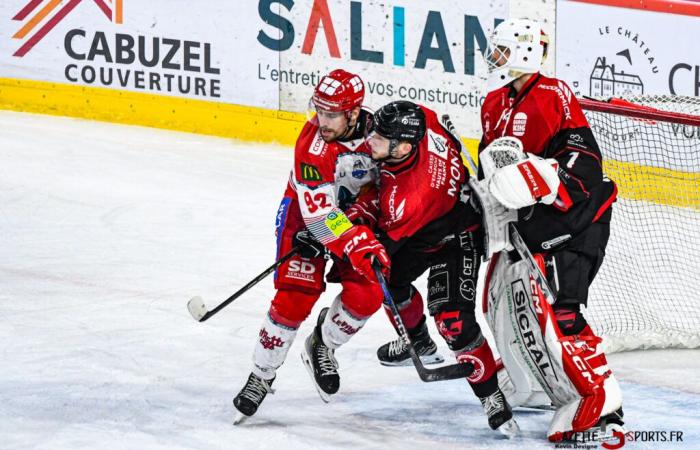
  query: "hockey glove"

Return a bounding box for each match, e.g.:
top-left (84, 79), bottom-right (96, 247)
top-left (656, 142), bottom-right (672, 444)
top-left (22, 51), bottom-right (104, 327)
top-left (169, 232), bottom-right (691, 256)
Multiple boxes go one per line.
top-left (345, 198), bottom-right (380, 228)
top-left (342, 225), bottom-right (391, 282)
top-left (292, 230), bottom-right (327, 259)
top-left (489, 154), bottom-right (560, 210)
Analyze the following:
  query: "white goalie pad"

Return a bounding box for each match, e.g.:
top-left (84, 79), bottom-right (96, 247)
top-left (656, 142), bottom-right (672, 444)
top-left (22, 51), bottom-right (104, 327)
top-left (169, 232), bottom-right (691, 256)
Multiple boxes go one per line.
top-left (485, 252), bottom-right (579, 409)
top-left (484, 251), bottom-right (622, 440)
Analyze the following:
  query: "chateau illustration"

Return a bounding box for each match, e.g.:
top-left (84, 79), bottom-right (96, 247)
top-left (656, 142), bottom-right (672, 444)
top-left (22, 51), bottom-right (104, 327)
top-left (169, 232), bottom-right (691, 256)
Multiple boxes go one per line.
top-left (589, 57), bottom-right (644, 97)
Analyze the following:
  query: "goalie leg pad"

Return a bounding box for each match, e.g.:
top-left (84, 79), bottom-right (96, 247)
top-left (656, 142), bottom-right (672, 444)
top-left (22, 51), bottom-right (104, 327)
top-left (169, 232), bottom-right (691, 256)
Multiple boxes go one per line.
top-left (484, 252), bottom-right (622, 439)
top-left (548, 325), bottom-right (623, 441)
top-left (485, 254), bottom-right (573, 408)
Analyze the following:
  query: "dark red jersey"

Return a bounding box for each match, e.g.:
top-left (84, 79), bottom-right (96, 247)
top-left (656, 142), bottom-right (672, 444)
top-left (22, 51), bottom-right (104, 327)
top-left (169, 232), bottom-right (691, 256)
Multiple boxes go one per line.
top-left (376, 105), bottom-right (465, 244)
top-left (480, 74), bottom-right (617, 251)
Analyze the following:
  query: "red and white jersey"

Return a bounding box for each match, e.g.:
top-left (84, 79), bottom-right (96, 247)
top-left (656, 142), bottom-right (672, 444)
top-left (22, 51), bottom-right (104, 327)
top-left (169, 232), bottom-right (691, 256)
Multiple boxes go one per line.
top-left (480, 73), bottom-right (617, 250)
top-left (283, 109), bottom-right (378, 256)
top-left (376, 105), bottom-right (465, 242)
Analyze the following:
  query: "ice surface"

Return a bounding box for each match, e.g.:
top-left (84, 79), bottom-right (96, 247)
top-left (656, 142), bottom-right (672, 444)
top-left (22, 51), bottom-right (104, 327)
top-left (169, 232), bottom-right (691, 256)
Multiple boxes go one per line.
top-left (1, 111), bottom-right (698, 449)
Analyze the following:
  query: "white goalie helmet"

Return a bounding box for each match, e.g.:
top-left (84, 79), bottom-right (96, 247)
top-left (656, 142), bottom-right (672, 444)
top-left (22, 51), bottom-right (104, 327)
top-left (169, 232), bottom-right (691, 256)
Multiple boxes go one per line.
top-left (485, 18), bottom-right (550, 91)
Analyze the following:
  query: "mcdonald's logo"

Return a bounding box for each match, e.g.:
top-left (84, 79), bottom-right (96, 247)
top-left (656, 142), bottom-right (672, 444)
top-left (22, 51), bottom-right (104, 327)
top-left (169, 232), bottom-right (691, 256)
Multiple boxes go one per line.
top-left (300, 163), bottom-right (323, 182)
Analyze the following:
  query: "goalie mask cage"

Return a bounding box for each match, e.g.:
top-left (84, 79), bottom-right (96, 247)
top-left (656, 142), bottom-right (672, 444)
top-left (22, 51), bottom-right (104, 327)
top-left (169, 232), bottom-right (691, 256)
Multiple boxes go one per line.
top-left (580, 95), bottom-right (700, 353)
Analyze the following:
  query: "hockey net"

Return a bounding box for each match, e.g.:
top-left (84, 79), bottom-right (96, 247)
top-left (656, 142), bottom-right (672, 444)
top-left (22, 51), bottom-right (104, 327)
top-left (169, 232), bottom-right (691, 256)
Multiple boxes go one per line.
top-left (580, 95), bottom-right (700, 353)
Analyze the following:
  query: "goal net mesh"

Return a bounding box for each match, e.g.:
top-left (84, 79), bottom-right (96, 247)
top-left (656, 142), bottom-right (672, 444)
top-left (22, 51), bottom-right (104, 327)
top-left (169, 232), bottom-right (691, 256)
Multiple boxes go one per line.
top-left (581, 95), bottom-right (700, 352)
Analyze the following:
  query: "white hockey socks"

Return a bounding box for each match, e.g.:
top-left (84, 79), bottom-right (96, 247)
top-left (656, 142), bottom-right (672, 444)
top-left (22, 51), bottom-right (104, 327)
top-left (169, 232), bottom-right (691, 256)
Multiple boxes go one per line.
top-left (252, 312), bottom-right (298, 381)
top-left (321, 295), bottom-right (368, 350)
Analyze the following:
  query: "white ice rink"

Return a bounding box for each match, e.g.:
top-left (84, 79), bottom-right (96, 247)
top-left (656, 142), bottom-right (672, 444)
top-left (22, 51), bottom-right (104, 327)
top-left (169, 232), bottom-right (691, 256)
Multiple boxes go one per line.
top-left (2, 111), bottom-right (699, 449)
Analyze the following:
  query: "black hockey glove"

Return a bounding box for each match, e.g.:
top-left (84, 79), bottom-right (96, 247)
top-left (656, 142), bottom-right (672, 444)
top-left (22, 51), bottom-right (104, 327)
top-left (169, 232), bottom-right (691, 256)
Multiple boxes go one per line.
top-left (292, 230), bottom-right (327, 259)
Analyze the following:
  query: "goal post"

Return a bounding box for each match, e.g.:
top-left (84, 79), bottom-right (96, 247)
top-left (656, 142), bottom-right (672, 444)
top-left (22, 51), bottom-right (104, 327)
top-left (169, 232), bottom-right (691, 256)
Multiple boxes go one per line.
top-left (580, 95), bottom-right (700, 353)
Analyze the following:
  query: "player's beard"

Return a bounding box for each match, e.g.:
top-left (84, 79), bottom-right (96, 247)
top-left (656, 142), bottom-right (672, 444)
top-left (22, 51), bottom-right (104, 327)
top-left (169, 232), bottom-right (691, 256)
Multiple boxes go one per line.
top-left (320, 127), bottom-right (340, 142)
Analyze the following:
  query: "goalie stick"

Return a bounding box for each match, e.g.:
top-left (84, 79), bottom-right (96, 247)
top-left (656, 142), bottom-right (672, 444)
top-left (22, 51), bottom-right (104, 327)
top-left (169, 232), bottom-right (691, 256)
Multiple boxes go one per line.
top-left (187, 247), bottom-right (300, 322)
top-left (373, 263), bottom-right (475, 382)
top-left (440, 114), bottom-right (556, 306)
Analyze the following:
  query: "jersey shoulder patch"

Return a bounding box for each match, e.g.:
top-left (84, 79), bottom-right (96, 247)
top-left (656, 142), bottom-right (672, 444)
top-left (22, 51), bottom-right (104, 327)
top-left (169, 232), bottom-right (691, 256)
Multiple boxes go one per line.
top-left (427, 128), bottom-right (450, 160)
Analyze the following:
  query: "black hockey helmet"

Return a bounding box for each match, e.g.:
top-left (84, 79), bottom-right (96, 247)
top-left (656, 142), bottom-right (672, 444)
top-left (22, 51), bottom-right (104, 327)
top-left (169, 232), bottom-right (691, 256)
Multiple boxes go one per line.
top-left (373, 101), bottom-right (426, 145)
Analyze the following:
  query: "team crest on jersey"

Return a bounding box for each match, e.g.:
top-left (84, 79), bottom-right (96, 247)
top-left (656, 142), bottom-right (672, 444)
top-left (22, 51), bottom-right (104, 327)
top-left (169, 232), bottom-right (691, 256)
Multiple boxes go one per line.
top-left (513, 112), bottom-right (528, 137)
top-left (427, 129), bottom-right (449, 160)
top-left (351, 160), bottom-right (368, 179)
top-left (300, 163), bottom-right (322, 181)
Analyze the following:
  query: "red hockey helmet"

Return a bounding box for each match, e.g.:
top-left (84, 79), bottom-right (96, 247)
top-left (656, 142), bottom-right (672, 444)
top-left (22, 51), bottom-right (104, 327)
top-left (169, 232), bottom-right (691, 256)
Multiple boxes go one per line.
top-left (311, 69), bottom-right (365, 112)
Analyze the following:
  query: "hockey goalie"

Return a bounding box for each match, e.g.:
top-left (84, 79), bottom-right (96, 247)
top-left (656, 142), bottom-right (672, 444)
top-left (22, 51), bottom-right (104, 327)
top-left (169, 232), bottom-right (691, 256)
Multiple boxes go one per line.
top-left (473, 17), bottom-right (626, 442)
top-left (474, 135), bottom-right (625, 442)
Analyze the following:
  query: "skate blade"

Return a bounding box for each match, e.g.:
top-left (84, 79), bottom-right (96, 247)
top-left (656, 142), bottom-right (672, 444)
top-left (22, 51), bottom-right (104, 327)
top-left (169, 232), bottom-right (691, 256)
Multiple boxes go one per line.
top-left (515, 404), bottom-right (556, 411)
top-left (233, 412), bottom-right (249, 425)
top-left (497, 418), bottom-right (520, 439)
top-left (300, 350), bottom-right (331, 403)
top-left (379, 353), bottom-right (445, 367)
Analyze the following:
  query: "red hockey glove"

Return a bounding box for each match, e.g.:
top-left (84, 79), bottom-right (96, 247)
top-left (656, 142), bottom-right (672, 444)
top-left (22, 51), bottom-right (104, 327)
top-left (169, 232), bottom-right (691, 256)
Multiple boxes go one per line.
top-left (341, 225), bottom-right (390, 282)
top-left (345, 197), bottom-right (380, 228)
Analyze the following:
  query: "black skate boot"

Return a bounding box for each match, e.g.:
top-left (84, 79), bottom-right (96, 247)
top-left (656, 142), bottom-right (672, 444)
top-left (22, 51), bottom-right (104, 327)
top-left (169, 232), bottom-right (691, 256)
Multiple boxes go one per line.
top-left (233, 373), bottom-right (275, 425)
top-left (300, 307), bottom-right (339, 402)
top-left (479, 388), bottom-right (520, 438)
top-left (377, 317), bottom-right (444, 366)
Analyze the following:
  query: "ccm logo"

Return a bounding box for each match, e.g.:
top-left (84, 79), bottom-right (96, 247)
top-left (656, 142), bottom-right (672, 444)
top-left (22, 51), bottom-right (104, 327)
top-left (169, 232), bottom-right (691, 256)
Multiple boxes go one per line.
top-left (343, 232), bottom-right (367, 254)
top-left (561, 340), bottom-right (594, 383)
top-left (288, 260), bottom-right (316, 274)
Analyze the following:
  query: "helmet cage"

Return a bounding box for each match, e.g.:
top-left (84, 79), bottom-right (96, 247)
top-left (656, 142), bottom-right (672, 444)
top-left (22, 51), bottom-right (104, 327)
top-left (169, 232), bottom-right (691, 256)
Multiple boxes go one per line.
top-left (484, 19), bottom-right (549, 90)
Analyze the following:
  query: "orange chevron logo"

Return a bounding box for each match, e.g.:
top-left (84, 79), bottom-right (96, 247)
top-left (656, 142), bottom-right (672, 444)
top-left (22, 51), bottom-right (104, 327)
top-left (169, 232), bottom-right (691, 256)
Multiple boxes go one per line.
top-left (12, 0), bottom-right (123, 57)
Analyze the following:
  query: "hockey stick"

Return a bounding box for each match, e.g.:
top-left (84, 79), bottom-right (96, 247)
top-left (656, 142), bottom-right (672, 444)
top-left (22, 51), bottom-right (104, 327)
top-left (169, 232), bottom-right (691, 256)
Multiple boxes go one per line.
top-left (507, 225), bottom-right (557, 305)
top-left (187, 247), bottom-right (300, 322)
top-left (440, 114), bottom-right (557, 305)
top-left (373, 263), bottom-right (475, 382)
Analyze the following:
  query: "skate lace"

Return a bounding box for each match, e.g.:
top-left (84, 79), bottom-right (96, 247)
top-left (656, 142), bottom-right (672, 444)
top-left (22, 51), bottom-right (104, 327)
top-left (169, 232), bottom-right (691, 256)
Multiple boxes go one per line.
top-left (318, 344), bottom-right (339, 376)
top-left (240, 376), bottom-right (274, 404)
top-left (481, 391), bottom-right (505, 418)
top-left (388, 338), bottom-right (408, 357)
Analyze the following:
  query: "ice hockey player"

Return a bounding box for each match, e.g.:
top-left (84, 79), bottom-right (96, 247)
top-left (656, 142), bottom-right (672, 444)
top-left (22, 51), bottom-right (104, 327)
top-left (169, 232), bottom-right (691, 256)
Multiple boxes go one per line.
top-left (351, 100), bottom-right (518, 436)
top-left (478, 18), bottom-right (623, 440)
top-left (232, 69), bottom-right (390, 423)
